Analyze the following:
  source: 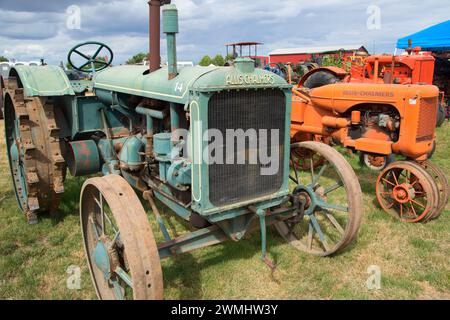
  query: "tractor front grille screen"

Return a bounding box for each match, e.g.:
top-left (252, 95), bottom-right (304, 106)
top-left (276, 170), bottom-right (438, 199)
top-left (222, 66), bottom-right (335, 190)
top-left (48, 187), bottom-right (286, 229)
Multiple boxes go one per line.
top-left (416, 97), bottom-right (438, 142)
top-left (207, 89), bottom-right (286, 207)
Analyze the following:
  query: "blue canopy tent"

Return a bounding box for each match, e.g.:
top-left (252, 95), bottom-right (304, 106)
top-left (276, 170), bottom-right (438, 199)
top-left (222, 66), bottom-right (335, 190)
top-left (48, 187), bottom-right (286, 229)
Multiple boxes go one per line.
top-left (397, 20), bottom-right (450, 52)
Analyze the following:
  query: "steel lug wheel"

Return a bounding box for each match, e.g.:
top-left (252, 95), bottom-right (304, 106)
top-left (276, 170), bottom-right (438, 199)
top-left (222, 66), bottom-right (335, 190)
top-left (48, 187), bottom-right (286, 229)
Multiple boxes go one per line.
top-left (4, 78), bottom-right (66, 222)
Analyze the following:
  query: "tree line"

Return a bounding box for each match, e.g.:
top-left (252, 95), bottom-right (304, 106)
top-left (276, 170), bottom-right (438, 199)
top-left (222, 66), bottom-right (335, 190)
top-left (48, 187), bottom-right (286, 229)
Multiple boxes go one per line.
top-left (125, 53), bottom-right (233, 67)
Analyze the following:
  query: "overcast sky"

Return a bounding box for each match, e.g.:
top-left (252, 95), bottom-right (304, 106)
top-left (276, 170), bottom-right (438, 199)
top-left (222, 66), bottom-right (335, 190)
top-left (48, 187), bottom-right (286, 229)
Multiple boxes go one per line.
top-left (0, 0), bottom-right (449, 65)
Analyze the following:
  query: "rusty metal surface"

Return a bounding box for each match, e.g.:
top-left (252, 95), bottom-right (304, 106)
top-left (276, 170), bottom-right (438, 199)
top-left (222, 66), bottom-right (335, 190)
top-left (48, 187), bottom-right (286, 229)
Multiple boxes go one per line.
top-left (5, 78), bottom-right (66, 221)
top-left (80, 175), bottom-right (164, 300)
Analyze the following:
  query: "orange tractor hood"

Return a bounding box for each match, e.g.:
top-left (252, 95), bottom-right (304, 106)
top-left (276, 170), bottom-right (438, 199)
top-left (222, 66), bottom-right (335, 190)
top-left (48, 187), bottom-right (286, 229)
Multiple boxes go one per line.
top-left (309, 83), bottom-right (439, 114)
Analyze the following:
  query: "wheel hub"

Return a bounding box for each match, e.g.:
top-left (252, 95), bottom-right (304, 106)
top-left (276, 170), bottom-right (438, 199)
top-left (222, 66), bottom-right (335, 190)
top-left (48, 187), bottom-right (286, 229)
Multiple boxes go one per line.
top-left (294, 185), bottom-right (319, 215)
top-left (392, 183), bottom-right (415, 203)
top-left (93, 240), bottom-right (111, 278)
top-left (297, 191), bottom-right (312, 209)
top-left (93, 234), bottom-right (122, 280)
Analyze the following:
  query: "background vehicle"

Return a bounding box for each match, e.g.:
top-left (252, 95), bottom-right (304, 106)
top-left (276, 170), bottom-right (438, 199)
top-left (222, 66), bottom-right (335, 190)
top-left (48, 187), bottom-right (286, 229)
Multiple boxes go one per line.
top-left (304, 46), bottom-right (447, 127)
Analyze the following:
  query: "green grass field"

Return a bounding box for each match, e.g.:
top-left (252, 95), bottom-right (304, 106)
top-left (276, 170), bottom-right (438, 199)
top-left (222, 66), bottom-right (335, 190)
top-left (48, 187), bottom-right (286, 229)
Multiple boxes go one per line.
top-left (0, 121), bottom-right (449, 300)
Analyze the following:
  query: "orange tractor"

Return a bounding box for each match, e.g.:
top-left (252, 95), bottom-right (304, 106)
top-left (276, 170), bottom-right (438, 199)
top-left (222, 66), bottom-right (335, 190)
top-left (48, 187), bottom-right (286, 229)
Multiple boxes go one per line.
top-left (302, 46), bottom-right (447, 126)
top-left (290, 79), bottom-right (448, 223)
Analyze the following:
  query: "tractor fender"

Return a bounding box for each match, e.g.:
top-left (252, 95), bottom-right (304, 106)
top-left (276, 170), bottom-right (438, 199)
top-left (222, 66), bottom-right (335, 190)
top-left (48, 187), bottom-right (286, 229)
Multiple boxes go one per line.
top-left (9, 65), bottom-right (75, 97)
top-left (298, 66), bottom-right (349, 88)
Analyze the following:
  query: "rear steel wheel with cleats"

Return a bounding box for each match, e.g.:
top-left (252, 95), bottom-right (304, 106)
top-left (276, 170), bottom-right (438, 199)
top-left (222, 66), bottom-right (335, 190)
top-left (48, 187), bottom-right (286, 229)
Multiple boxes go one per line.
top-left (4, 78), bottom-right (66, 223)
top-left (80, 175), bottom-right (163, 300)
top-left (275, 142), bottom-right (363, 256)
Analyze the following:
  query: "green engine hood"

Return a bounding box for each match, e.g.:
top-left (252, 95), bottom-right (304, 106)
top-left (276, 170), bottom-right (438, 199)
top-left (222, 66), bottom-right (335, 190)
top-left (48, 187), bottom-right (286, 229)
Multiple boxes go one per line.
top-left (93, 62), bottom-right (290, 104)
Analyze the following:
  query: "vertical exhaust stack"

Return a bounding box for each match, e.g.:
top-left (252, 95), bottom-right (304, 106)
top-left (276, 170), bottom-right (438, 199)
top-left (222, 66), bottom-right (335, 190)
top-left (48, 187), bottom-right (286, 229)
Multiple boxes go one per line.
top-left (148, 0), bottom-right (162, 72)
top-left (163, 4), bottom-right (179, 80)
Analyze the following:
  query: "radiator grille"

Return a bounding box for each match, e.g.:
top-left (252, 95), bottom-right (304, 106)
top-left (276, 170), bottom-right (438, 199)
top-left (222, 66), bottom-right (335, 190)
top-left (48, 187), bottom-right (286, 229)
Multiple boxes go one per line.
top-left (416, 97), bottom-right (438, 142)
top-left (207, 89), bottom-right (286, 207)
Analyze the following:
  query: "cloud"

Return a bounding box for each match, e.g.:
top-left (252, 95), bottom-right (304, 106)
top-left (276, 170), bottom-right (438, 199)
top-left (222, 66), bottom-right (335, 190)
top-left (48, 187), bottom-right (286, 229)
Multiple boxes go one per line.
top-left (0, 0), bottom-right (98, 12)
top-left (0, 10), bottom-right (63, 40)
top-left (0, 0), bottom-right (448, 65)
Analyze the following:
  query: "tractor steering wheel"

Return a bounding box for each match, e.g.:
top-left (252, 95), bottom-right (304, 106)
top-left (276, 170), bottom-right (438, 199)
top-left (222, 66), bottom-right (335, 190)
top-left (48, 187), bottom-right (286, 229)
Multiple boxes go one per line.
top-left (67, 41), bottom-right (113, 73)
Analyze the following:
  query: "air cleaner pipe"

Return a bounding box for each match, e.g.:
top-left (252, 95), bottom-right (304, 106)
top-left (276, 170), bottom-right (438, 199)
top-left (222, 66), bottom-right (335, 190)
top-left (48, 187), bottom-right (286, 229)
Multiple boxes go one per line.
top-left (136, 104), bottom-right (168, 158)
top-left (136, 106), bottom-right (167, 119)
top-left (163, 4), bottom-right (179, 79)
top-left (322, 116), bottom-right (350, 128)
top-left (170, 103), bottom-right (179, 136)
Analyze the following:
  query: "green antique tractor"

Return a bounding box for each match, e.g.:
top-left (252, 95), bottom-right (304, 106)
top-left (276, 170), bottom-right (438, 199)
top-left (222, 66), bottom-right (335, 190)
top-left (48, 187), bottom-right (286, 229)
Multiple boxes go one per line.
top-left (2, 2), bottom-right (363, 299)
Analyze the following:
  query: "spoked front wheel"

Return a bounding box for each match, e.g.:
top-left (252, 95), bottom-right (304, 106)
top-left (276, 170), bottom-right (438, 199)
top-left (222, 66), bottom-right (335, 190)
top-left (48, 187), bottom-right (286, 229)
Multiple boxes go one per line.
top-left (275, 142), bottom-right (363, 256)
top-left (80, 175), bottom-right (163, 300)
top-left (376, 161), bottom-right (439, 223)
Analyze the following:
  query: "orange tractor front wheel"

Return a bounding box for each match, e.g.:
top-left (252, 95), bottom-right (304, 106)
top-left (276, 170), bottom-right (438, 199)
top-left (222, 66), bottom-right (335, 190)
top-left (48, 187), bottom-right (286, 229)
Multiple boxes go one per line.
top-left (375, 161), bottom-right (445, 223)
top-left (360, 152), bottom-right (395, 171)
